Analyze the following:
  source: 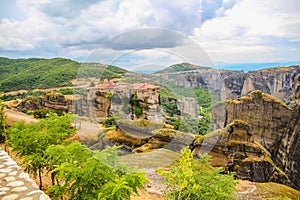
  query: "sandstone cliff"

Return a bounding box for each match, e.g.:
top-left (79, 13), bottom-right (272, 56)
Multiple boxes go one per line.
top-left (212, 90), bottom-right (292, 152)
top-left (275, 74), bottom-right (300, 190)
top-left (176, 97), bottom-right (198, 118)
top-left (191, 120), bottom-right (289, 184)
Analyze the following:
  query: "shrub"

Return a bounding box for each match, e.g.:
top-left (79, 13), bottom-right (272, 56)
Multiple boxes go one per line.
top-left (158, 148), bottom-right (237, 200)
top-left (103, 116), bottom-right (116, 128)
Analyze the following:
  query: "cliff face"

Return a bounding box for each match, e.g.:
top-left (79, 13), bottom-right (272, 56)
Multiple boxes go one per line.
top-left (177, 97), bottom-right (198, 118)
top-left (154, 65), bottom-right (300, 101)
top-left (211, 74), bottom-right (300, 190)
top-left (239, 67), bottom-right (300, 101)
top-left (191, 120), bottom-right (289, 184)
top-left (14, 85), bottom-right (163, 122)
top-left (212, 90), bottom-right (292, 152)
top-left (276, 74), bottom-right (300, 190)
top-left (16, 92), bottom-right (74, 112)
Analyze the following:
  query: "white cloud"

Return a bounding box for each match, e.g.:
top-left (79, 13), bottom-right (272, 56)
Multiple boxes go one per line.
top-left (0, 0), bottom-right (204, 61)
top-left (0, 0), bottom-right (299, 67)
top-left (193, 0), bottom-right (300, 64)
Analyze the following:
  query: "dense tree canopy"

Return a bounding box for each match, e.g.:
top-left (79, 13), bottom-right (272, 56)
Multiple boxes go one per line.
top-left (0, 57), bottom-right (127, 92)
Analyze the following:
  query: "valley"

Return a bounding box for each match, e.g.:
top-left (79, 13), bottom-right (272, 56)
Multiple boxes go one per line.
top-left (1, 57), bottom-right (300, 199)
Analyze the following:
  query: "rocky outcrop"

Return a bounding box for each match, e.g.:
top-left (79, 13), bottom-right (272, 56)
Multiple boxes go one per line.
top-left (13, 83), bottom-right (163, 122)
top-left (177, 97), bottom-right (198, 118)
top-left (15, 92), bottom-right (74, 112)
top-left (154, 64), bottom-right (300, 101)
top-left (103, 119), bottom-right (194, 153)
top-left (191, 120), bottom-right (289, 184)
top-left (275, 74), bottom-right (300, 190)
top-left (239, 67), bottom-right (300, 101)
top-left (295, 74), bottom-right (300, 105)
top-left (212, 90), bottom-right (292, 152)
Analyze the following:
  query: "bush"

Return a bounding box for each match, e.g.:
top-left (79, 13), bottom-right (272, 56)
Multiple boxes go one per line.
top-left (158, 148), bottom-right (237, 200)
top-left (46, 143), bottom-right (148, 200)
top-left (103, 116), bottom-right (116, 128)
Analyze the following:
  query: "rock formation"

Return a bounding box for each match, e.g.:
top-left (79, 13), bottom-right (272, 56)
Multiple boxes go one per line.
top-left (177, 97), bottom-right (198, 118)
top-left (191, 120), bottom-right (289, 184)
top-left (275, 74), bottom-right (300, 190)
top-left (212, 90), bottom-right (292, 152)
top-left (13, 81), bottom-right (163, 122)
top-left (154, 64), bottom-right (300, 101)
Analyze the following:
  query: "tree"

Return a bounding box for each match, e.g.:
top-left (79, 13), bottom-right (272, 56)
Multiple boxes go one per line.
top-left (130, 93), bottom-right (143, 118)
top-left (157, 148), bottom-right (237, 200)
top-left (8, 113), bottom-right (75, 189)
top-left (0, 98), bottom-right (9, 153)
top-left (46, 143), bottom-right (148, 200)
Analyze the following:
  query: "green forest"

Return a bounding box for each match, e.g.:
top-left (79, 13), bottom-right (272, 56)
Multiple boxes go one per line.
top-left (0, 57), bottom-right (127, 92)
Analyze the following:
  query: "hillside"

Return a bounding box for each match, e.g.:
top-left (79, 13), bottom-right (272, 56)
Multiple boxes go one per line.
top-left (0, 57), bottom-right (127, 92)
top-left (154, 62), bottom-right (211, 74)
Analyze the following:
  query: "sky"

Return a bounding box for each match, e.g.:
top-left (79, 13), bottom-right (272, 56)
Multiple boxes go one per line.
top-left (0, 0), bottom-right (300, 71)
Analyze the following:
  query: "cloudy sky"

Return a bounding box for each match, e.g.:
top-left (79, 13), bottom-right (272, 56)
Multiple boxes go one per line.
top-left (0, 0), bottom-right (300, 70)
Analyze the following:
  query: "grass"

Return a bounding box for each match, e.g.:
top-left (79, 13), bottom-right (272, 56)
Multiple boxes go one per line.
top-left (225, 90), bottom-right (292, 110)
top-left (256, 182), bottom-right (300, 199)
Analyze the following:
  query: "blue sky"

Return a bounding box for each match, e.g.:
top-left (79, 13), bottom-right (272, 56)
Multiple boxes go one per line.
top-left (0, 0), bottom-right (300, 71)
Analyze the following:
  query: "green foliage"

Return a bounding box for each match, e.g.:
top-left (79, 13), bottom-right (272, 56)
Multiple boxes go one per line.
top-left (8, 113), bottom-right (75, 188)
top-left (106, 92), bottom-right (112, 100)
top-left (193, 87), bottom-right (219, 110)
top-left (159, 83), bottom-right (216, 134)
top-left (58, 87), bottom-right (87, 95)
top-left (134, 106), bottom-right (143, 118)
top-left (130, 93), bottom-right (143, 118)
top-left (0, 99), bottom-right (7, 144)
top-left (45, 143), bottom-right (148, 200)
top-left (0, 58), bottom-right (79, 92)
top-left (170, 114), bottom-right (211, 135)
top-left (33, 109), bottom-right (65, 118)
top-left (103, 116), bottom-right (116, 128)
top-left (0, 57), bottom-right (127, 92)
top-left (155, 63), bottom-right (211, 74)
top-left (161, 97), bottom-right (181, 117)
top-left (1, 91), bottom-right (43, 101)
top-left (158, 148), bottom-right (237, 200)
top-left (198, 110), bottom-right (212, 135)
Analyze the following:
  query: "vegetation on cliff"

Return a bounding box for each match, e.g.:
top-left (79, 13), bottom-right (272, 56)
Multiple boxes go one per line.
top-left (159, 83), bottom-right (217, 135)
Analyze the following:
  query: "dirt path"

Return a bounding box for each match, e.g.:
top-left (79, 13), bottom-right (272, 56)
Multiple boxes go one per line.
top-left (5, 109), bottom-right (37, 125)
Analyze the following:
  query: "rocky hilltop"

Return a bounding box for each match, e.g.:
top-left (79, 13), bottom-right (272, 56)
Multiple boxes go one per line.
top-left (212, 90), bottom-right (292, 153)
top-left (154, 63), bottom-right (300, 101)
top-left (210, 73), bottom-right (300, 191)
top-left (191, 120), bottom-right (289, 185)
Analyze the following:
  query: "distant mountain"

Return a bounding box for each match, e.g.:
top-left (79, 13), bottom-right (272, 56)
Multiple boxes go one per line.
top-left (0, 57), bottom-right (127, 92)
top-left (153, 62), bottom-right (300, 102)
top-left (154, 62), bottom-right (211, 74)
